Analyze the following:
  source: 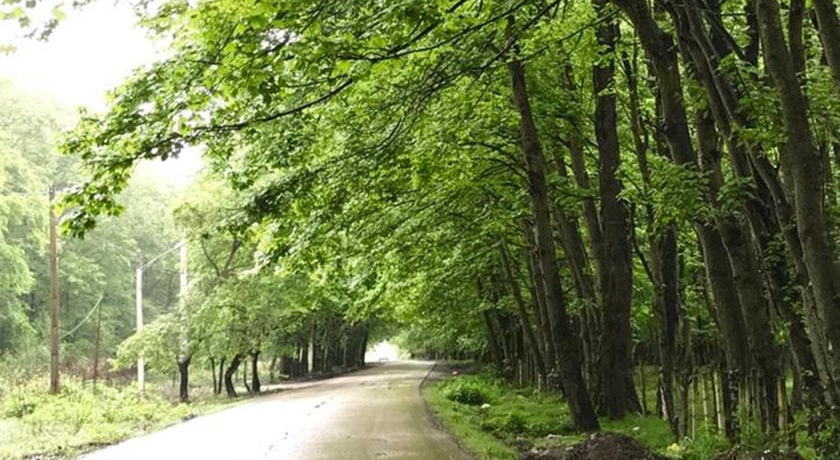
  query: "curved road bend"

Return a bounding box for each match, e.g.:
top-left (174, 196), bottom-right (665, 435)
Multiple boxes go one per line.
top-left (82, 361), bottom-right (470, 460)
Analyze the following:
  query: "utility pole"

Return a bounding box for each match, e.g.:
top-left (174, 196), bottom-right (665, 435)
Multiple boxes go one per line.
top-left (136, 252), bottom-right (144, 395)
top-left (92, 296), bottom-right (102, 390)
top-left (48, 185), bottom-right (60, 395)
top-left (179, 240), bottom-right (187, 336)
top-left (135, 241), bottom-right (186, 396)
top-left (177, 240), bottom-right (189, 402)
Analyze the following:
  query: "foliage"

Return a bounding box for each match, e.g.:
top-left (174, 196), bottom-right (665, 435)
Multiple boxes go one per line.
top-left (0, 376), bottom-right (232, 459)
top-left (440, 375), bottom-right (499, 406)
top-left (424, 377), bottom-right (519, 460)
top-left (114, 313), bottom-right (179, 374)
top-left (428, 372), bottom-right (736, 459)
top-left (431, 373), bottom-right (575, 440)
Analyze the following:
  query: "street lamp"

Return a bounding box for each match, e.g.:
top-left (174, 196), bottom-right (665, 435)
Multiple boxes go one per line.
top-left (135, 239), bottom-right (186, 394)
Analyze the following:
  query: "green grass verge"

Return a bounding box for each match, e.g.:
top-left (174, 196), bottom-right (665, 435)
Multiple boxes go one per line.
top-left (423, 373), bottom-right (735, 460)
top-left (0, 377), bottom-right (236, 459)
top-left (423, 377), bottom-right (519, 459)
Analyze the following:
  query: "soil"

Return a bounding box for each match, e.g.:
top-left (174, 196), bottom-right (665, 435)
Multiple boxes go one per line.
top-left (521, 432), bottom-right (668, 460)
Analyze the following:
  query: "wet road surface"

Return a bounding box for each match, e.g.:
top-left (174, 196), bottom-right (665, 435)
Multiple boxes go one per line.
top-left (82, 361), bottom-right (470, 460)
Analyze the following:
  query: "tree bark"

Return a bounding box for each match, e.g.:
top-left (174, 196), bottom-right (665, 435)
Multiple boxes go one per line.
top-left (507, 55), bottom-right (599, 431)
top-left (558, 70), bottom-right (602, 403)
top-left (210, 357), bottom-right (218, 395)
top-left (523, 224), bottom-right (557, 375)
top-left (251, 352), bottom-right (261, 394)
top-left (483, 308), bottom-right (505, 371)
top-left (499, 240), bottom-right (548, 386)
top-left (592, 1), bottom-right (641, 417)
top-left (812, 0), bottom-right (840, 96)
top-left (756, 0), bottom-right (840, 394)
top-left (623, 49), bottom-right (680, 433)
top-left (224, 354), bottom-right (242, 398)
top-left (525, 220), bottom-right (564, 389)
top-left (178, 355), bottom-right (191, 403)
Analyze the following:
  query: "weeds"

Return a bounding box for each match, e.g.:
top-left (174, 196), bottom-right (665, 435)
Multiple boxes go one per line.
top-left (425, 372), bottom-right (761, 460)
top-left (0, 376), bottom-right (231, 459)
top-left (441, 375), bottom-right (499, 406)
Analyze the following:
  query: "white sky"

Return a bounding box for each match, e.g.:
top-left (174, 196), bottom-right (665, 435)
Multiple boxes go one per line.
top-left (0, 1), bottom-right (202, 187)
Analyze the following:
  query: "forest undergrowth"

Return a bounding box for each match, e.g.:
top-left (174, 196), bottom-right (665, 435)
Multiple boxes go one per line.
top-left (425, 369), bottom-right (821, 460)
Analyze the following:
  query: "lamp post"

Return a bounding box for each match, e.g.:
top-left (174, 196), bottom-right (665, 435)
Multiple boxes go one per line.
top-left (135, 240), bottom-right (186, 394)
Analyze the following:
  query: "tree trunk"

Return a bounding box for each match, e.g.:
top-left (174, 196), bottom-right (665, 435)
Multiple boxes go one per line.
top-left (357, 331), bottom-right (367, 367)
top-left (210, 357), bottom-right (218, 395)
top-left (654, 225), bottom-right (681, 435)
top-left (499, 240), bottom-right (547, 386)
top-left (224, 354), bottom-right (242, 398)
top-left (251, 352), bottom-right (261, 394)
top-left (756, 0), bottom-right (840, 400)
top-left (243, 360), bottom-right (250, 394)
top-left (178, 355), bottom-right (191, 403)
top-left (270, 355), bottom-right (278, 382)
top-left (218, 357), bottom-right (225, 394)
top-left (525, 220), bottom-right (563, 388)
top-left (592, 1), bottom-right (640, 417)
top-left (523, 226), bottom-right (556, 374)
top-left (481, 278), bottom-right (505, 371)
top-left (812, 0), bottom-right (840, 96)
top-left (507, 55), bottom-right (599, 431)
top-left (559, 68), bottom-right (603, 406)
top-left (611, 0), bottom-right (697, 167)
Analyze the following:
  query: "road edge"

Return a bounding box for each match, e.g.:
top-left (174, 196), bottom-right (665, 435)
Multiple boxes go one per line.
top-left (78, 364), bottom-right (376, 459)
top-left (418, 361), bottom-right (477, 460)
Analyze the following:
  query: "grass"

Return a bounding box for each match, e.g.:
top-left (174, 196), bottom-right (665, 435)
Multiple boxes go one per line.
top-left (423, 372), bottom-right (735, 460)
top-left (0, 376), bottom-right (236, 459)
top-left (424, 373), bottom-right (580, 459)
top-left (423, 375), bottom-right (519, 459)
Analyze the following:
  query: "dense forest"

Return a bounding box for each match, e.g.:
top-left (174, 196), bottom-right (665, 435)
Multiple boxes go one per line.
top-left (0, 79), bottom-right (181, 377)
top-left (3, 0), bottom-right (840, 457)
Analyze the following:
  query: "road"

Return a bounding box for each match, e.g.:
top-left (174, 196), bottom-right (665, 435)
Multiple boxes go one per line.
top-left (82, 361), bottom-right (470, 460)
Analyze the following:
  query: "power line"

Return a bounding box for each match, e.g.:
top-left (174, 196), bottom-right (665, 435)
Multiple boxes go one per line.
top-left (61, 294), bottom-right (104, 339)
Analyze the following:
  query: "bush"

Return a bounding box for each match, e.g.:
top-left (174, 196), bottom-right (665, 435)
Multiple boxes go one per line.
top-left (441, 377), bottom-right (496, 406)
top-left (2, 388), bottom-right (39, 418)
top-left (0, 375), bottom-right (216, 459)
top-left (481, 410), bottom-right (527, 435)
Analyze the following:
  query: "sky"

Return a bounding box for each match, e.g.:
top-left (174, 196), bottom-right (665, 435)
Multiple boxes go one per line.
top-left (0, 1), bottom-right (202, 186)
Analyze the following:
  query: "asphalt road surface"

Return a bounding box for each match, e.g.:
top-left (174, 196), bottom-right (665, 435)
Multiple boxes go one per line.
top-left (82, 361), bottom-right (470, 460)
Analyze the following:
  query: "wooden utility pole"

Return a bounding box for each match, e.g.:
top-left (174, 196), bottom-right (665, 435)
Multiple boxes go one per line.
top-left (92, 298), bottom-right (102, 390)
top-left (48, 184), bottom-right (60, 395)
top-left (177, 240), bottom-right (190, 402)
top-left (136, 252), bottom-right (144, 394)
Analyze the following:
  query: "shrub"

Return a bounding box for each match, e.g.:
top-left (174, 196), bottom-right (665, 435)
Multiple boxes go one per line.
top-left (441, 378), bottom-right (495, 406)
top-left (480, 410), bottom-right (527, 436)
top-left (680, 426), bottom-right (730, 460)
top-left (2, 388), bottom-right (39, 418)
top-left (0, 375), bottom-right (215, 458)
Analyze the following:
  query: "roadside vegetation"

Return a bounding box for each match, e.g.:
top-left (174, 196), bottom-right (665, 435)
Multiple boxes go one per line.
top-left (0, 375), bottom-right (229, 459)
top-left (425, 371), bottom-right (824, 459)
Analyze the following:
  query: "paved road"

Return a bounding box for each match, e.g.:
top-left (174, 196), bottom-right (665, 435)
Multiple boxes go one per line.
top-left (82, 361), bottom-right (470, 460)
